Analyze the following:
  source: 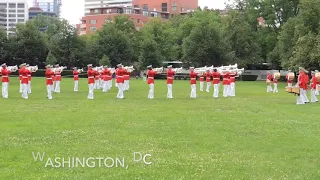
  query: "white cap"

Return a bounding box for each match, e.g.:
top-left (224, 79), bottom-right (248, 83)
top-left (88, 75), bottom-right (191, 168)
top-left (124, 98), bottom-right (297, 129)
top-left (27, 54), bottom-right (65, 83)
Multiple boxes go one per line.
top-left (46, 64), bottom-right (51, 68)
top-left (167, 65), bottom-right (172, 68)
top-left (55, 64), bottom-right (59, 67)
top-left (117, 64), bottom-right (122, 67)
top-left (104, 65), bottom-right (108, 68)
top-left (26, 64), bottom-right (30, 67)
top-left (1, 63), bottom-right (6, 67)
top-left (87, 64), bottom-right (92, 67)
top-left (147, 65), bottom-right (152, 68)
top-left (73, 67), bottom-right (77, 69)
top-left (315, 70), bottom-right (319, 73)
top-left (19, 63), bottom-right (26, 68)
top-left (189, 67), bottom-right (194, 69)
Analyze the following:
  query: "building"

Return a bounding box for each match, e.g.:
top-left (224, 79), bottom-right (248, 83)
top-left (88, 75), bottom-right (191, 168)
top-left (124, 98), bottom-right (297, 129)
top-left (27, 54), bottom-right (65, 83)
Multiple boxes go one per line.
top-left (30, 0), bottom-right (61, 18)
top-left (0, 0), bottom-right (29, 36)
top-left (84, 0), bottom-right (132, 15)
top-left (29, 7), bottom-right (57, 20)
top-left (77, 0), bottom-right (198, 35)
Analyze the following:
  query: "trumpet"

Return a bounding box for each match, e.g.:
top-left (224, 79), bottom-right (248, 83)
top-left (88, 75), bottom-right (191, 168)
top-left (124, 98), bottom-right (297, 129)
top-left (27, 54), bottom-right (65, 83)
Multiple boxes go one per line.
top-left (53, 66), bottom-right (67, 73)
top-left (77, 68), bottom-right (84, 73)
top-left (173, 67), bottom-right (183, 73)
top-left (27, 65), bottom-right (38, 72)
top-left (7, 65), bottom-right (18, 72)
top-left (152, 67), bottom-right (163, 73)
top-left (124, 66), bottom-right (135, 72)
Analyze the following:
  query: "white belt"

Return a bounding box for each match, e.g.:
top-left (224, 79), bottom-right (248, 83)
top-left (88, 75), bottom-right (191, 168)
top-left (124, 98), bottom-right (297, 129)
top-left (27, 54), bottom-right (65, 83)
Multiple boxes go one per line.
top-left (46, 78), bottom-right (52, 80)
top-left (148, 77), bottom-right (154, 79)
top-left (167, 77), bottom-right (173, 79)
top-left (230, 77), bottom-right (235, 79)
top-left (191, 78), bottom-right (196, 80)
top-left (223, 78), bottom-right (229, 80)
top-left (56, 75), bottom-right (61, 76)
top-left (88, 76), bottom-right (94, 78)
top-left (213, 78), bottom-right (220, 80)
top-left (74, 75), bottom-right (78, 77)
top-left (28, 75), bottom-right (31, 76)
top-left (2, 76), bottom-right (8, 78)
top-left (118, 76), bottom-right (123, 78)
top-left (22, 76), bottom-right (28, 78)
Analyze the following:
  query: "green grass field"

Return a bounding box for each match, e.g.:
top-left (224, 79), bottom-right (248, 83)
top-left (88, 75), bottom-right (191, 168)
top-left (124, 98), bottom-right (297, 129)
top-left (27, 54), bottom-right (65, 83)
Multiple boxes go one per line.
top-left (1, 78), bottom-right (320, 179)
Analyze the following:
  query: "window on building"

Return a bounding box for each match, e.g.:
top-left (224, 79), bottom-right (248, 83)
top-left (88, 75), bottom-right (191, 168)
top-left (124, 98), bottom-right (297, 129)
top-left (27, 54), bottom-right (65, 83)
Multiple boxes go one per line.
top-left (9, 10), bottom-right (16, 13)
top-left (137, 19), bottom-right (140, 23)
top-left (142, 4), bottom-right (148, 10)
top-left (151, 12), bottom-right (158, 17)
top-left (17, 3), bottom-right (25, 8)
top-left (94, 9), bottom-right (99, 14)
top-left (9, 3), bottom-right (15, 8)
top-left (90, 20), bottom-right (96, 24)
top-left (125, 8), bottom-right (131, 14)
top-left (143, 11), bottom-right (148, 17)
top-left (90, 26), bottom-right (96, 31)
top-left (117, 8), bottom-right (123, 14)
top-left (134, 5), bottom-right (139, 8)
top-left (18, 19), bottom-right (24, 22)
top-left (9, 14), bottom-right (16, 17)
top-left (9, 19), bottom-right (16, 22)
top-left (17, 10), bottom-right (24, 13)
top-left (162, 3), bottom-right (167, 12)
top-left (106, 9), bottom-right (111, 14)
top-left (172, 2), bottom-right (177, 11)
top-left (17, 14), bottom-right (24, 18)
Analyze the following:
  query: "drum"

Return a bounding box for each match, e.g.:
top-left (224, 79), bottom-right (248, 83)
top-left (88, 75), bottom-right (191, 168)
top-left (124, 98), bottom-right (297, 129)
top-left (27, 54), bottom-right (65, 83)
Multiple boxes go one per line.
top-left (315, 72), bottom-right (320, 81)
top-left (288, 72), bottom-right (295, 81)
top-left (273, 72), bottom-right (280, 80)
top-left (286, 87), bottom-right (292, 93)
top-left (292, 87), bottom-right (300, 95)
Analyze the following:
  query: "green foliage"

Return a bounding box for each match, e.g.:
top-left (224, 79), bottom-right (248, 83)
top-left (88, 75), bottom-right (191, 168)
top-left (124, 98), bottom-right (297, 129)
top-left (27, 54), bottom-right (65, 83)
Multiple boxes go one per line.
top-left (45, 51), bottom-right (57, 65)
top-left (99, 55), bottom-right (110, 66)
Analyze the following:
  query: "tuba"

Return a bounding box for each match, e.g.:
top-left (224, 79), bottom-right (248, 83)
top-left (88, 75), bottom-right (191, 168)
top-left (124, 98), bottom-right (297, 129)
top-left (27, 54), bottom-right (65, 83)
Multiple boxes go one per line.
top-left (7, 65), bottom-right (18, 72)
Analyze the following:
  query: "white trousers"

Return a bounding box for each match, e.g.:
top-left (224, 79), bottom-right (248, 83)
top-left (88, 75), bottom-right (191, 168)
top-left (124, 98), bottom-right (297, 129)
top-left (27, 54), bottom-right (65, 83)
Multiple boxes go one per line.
top-left (230, 82), bottom-right (235, 96)
top-left (74, 81), bottom-right (78, 92)
top-left (2, 82), bottom-right (8, 98)
top-left (99, 79), bottom-right (103, 88)
top-left (200, 82), bottom-right (204, 91)
top-left (102, 80), bottom-right (108, 92)
top-left (148, 84), bottom-right (154, 99)
top-left (223, 85), bottom-right (230, 97)
top-left (88, 83), bottom-right (94, 99)
top-left (167, 84), bottom-right (173, 98)
top-left (287, 83), bottom-right (292, 87)
top-left (301, 89), bottom-right (309, 103)
top-left (190, 84), bottom-right (196, 98)
top-left (107, 80), bottom-right (111, 90)
top-left (52, 81), bottom-right (55, 92)
top-left (297, 88), bottom-right (305, 105)
top-left (94, 80), bottom-right (100, 89)
top-left (311, 89), bottom-right (318, 102)
top-left (316, 85), bottom-right (319, 96)
top-left (19, 80), bottom-right (22, 93)
top-left (21, 84), bottom-right (28, 99)
top-left (117, 83), bottom-right (124, 99)
top-left (273, 83), bottom-right (278, 93)
top-left (47, 85), bottom-right (52, 99)
top-left (143, 77), bottom-right (146, 81)
top-left (54, 81), bottom-right (61, 93)
top-left (213, 84), bottom-right (219, 98)
top-left (124, 80), bottom-right (129, 90)
top-left (206, 82), bottom-right (211, 92)
top-left (28, 81), bottom-right (32, 94)
top-left (267, 85), bottom-right (273, 92)
top-left (110, 79), bottom-right (113, 88)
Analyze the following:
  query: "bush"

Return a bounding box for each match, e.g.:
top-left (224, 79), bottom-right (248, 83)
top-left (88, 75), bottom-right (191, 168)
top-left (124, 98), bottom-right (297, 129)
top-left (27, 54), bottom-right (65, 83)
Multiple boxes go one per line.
top-left (241, 75), bottom-right (258, 81)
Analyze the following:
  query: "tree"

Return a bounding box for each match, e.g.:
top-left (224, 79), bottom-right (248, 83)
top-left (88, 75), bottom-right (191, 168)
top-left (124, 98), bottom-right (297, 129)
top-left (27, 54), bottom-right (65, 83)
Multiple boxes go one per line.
top-left (99, 55), bottom-right (110, 66)
top-left (46, 51), bottom-right (57, 65)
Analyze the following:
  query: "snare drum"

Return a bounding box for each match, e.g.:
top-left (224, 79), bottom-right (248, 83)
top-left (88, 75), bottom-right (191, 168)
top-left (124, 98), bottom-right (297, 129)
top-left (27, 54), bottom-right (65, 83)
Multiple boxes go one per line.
top-left (292, 87), bottom-right (300, 95)
top-left (273, 72), bottom-right (280, 80)
top-left (286, 87), bottom-right (293, 93)
top-left (316, 72), bottom-right (320, 81)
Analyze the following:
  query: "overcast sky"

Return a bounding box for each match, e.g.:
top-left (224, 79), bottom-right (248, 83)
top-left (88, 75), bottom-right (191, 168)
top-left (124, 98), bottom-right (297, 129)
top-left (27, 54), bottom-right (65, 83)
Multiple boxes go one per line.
top-left (28, 0), bottom-right (228, 25)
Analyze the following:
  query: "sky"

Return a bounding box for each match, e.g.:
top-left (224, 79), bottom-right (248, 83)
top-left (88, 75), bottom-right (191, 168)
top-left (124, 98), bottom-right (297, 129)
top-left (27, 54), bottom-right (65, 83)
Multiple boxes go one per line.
top-left (28, 0), bottom-right (228, 25)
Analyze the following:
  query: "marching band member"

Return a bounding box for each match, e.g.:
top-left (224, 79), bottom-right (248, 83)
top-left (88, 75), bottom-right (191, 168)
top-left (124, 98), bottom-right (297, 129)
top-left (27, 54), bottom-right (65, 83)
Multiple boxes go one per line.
top-left (212, 69), bottom-right (221, 98)
top-left (107, 68), bottom-right (113, 90)
top-left (54, 64), bottom-right (62, 93)
top-left (286, 70), bottom-right (293, 87)
top-left (147, 65), bottom-right (157, 99)
top-left (199, 73), bottom-right (205, 91)
top-left (87, 64), bottom-right (95, 99)
top-left (266, 71), bottom-right (273, 92)
top-left (1, 63), bottom-right (11, 98)
top-left (116, 64), bottom-right (125, 99)
top-left (102, 66), bottom-right (109, 92)
top-left (315, 70), bottom-right (319, 96)
top-left (273, 77), bottom-right (278, 93)
top-left (297, 68), bottom-right (308, 104)
top-left (73, 67), bottom-right (79, 92)
top-left (26, 64), bottom-right (32, 94)
top-left (167, 65), bottom-right (175, 98)
top-left (94, 70), bottom-right (101, 90)
top-left (229, 70), bottom-right (237, 96)
top-left (222, 70), bottom-right (230, 97)
top-left (303, 68), bottom-right (310, 103)
top-left (124, 69), bottom-right (130, 91)
top-left (310, 71), bottom-right (318, 103)
top-left (189, 67), bottom-right (197, 98)
top-left (45, 65), bottom-right (54, 99)
top-left (205, 69), bottom-right (211, 92)
top-left (20, 63), bottom-right (29, 99)
top-left (19, 65), bottom-right (22, 93)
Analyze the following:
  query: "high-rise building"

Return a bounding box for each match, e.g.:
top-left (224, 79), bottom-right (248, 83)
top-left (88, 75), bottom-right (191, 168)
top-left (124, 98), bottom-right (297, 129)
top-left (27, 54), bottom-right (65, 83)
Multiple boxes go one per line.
top-left (84, 0), bottom-right (132, 15)
top-left (0, 0), bottom-right (29, 36)
top-left (33, 0), bottom-right (61, 17)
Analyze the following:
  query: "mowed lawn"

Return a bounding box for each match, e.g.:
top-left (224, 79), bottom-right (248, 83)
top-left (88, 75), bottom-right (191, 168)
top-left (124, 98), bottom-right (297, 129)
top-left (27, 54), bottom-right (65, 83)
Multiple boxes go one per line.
top-left (1, 77), bottom-right (320, 179)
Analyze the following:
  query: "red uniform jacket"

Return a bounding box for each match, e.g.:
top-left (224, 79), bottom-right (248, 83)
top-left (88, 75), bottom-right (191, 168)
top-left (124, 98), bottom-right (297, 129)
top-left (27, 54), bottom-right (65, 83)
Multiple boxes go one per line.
top-left (298, 73), bottom-right (308, 90)
top-left (222, 73), bottom-right (230, 85)
top-left (1, 68), bottom-right (11, 83)
top-left (21, 68), bottom-right (29, 84)
top-left (19, 69), bottom-right (23, 81)
top-left (267, 74), bottom-right (272, 81)
top-left (46, 69), bottom-right (54, 85)
top-left (87, 69), bottom-right (95, 84)
top-left (230, 73), bottom-right (237, 83)
top-left (205, 72), bottom-right (211, 82)
top-left (212, 72), bottom-right (221, 84)
top-left (189, 71), bottom-right (197, 84)
top-left (55, 70), bottom-right (62, 81)
top-left (166, 69), bottom-right (175, 84)
top-left (200, 75), bottom-right (205, 82)
top-left (311, 76), bottom-right (317, 89)
top-left (95, 71), bottom-right (100, 80)
top-left (116, 68), bottom-right (125, 83)
top-left (28, 71), bottom-right (32, 81)
top-left (73, 70), bottom-right (79, 81)
top-left (286, 74), bottom-right (293, 83)
top-left (124, 71), bottom-right (130, 81)
top-left (147, 70), bottom-right (157, 84)
top-left (273, 79), bottom-right (278, 84)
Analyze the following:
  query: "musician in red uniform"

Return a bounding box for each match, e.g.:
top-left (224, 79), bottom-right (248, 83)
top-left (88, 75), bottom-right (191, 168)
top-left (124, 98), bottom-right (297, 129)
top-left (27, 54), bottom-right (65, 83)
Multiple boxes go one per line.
top-left (286, 70), bottom-right (293, 87)
top-left (205, 70), bottom-right (212, 92)
top-left (94, 69), bottom-right (101, 90)
top-left (26, 64), bottom-right (32, 94)
top-left (147, 65), bottom-right (157, 99)
top-left (222, 70), bottom-right (230, 97)
top-left (101, 66), bottom-right (110, 92)
top-left (124, 70), bottom-right (131, 91)
top-left (199, 74), bottom-right (205, 91)
top-left (116, 64), bottom-right (125, 99)
top-left (20, 63), bottom-right (29, 99)
top-left (310, 71), bottom-right (318, 103)
top-left (54, 64), bottom-right (62, 93)
top-left (189, 67), bottom-right (198, 98)
top-left (266, 71), bottom-right (273, 92)
top-left (19, 65), bottom-right (22, 93)
top-left (87, 64), bottom-right (95, 99)
top-left (45, 65), bottom-right (54, 99)
top-left (297, 67), bottom-right (308, 104)
top-left (273, 77), bottom-right (278, 93)
top-left (212, 69), bottom-right (221, 98)
top-left (315, 70), bottom-right (319, 96)
top-left (1, 63), bottom-right (11, 98)
top-left (166, 65), bottom-right (175, 98)
top-left (73, 67), bottom-right (80, 92)
top-left (229, 69), bottom-right (237, 96)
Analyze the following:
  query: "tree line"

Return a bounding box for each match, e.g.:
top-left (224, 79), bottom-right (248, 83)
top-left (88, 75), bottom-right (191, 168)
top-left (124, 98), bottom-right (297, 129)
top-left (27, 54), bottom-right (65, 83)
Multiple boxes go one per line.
top-left (0, 0), bottom-right (319, 71)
